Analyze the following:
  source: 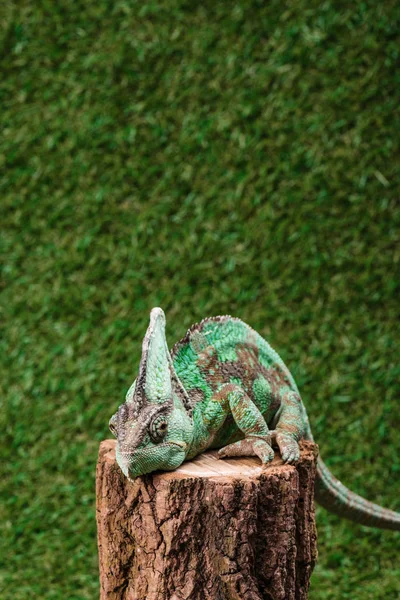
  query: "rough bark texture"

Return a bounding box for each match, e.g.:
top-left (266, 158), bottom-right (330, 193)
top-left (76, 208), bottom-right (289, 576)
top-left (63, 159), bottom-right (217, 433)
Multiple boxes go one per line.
top-left (96, 440), bottom-right (318, 600)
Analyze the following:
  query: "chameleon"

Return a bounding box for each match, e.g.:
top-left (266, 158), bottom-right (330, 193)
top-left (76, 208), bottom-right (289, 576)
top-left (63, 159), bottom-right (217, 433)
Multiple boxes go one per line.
top-left (109, 307), bottom-right (400, 530)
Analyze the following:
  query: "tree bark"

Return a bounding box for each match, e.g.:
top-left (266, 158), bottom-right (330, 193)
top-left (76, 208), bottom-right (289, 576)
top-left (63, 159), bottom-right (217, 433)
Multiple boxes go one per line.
top-left (96, 439), bottom-right (318, 600)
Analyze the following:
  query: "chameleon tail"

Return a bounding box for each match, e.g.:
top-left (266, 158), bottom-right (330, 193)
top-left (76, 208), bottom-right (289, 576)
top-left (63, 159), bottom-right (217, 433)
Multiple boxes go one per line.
top-left (315, 456), bottom-right (400, 530)
top-left (303, 422), bottom-right (400, 530)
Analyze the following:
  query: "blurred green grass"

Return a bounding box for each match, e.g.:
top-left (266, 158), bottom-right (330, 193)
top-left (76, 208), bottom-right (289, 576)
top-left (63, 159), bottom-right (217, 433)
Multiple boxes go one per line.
top-left (1, 0), bottom-right (399, 598)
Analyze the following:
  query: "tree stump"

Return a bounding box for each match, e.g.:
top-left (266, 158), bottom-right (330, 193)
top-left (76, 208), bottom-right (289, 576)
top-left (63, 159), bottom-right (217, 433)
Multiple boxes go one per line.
top-left (96, 439), bottom-right (318, 600)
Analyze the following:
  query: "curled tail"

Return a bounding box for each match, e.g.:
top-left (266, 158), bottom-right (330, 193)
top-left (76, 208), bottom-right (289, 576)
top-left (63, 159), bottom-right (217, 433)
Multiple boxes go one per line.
top-left (303, 418), bottom-right (400, 530)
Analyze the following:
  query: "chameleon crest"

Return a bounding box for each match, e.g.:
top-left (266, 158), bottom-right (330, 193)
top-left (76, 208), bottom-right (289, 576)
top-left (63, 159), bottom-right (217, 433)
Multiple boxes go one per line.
top-left (109, 307), bottom-right (400, 531)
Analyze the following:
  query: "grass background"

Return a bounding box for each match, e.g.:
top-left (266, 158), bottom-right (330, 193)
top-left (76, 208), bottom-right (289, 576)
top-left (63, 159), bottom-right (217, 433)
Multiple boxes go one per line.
top-left (1, 0), bottom-right (399, 598)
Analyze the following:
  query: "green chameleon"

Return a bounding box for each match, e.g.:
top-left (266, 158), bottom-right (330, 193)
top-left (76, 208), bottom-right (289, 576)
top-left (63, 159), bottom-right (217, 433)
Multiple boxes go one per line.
top-left (109, 307), bottom-right (400, 530)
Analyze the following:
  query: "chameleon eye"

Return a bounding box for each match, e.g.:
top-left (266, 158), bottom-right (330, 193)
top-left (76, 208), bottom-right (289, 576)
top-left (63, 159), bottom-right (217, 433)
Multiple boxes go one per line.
top-left (149, 415), bottom-right (168, 443)
top-left (109, 414), bottom-right (118, 438)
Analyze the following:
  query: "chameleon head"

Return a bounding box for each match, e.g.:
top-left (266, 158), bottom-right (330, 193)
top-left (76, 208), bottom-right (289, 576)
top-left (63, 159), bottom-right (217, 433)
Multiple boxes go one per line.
top-left (109, 307), bottom-right (194, 479)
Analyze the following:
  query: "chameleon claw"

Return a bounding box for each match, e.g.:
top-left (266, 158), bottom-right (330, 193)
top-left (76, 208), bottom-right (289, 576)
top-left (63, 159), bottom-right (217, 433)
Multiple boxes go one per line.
top-left (276, 432), bottom-right (300, 464)
top-left (284, 452), bottom-right (299, 465)
top-left (217, 438), bottom-right (274, 464)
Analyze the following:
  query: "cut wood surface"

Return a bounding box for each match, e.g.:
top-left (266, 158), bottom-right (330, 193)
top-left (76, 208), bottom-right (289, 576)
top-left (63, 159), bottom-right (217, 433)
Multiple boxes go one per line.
top-left (96, 439), bottom-right (318, 600)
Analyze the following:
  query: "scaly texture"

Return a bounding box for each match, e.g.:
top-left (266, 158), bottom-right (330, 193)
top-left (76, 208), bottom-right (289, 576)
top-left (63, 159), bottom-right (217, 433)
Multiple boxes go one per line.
top-left (111, 308), bottom-right (400, 530)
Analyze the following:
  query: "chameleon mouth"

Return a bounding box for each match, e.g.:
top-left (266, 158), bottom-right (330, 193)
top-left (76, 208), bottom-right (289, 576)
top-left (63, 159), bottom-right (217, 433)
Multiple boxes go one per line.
top-left (168, 440), bottom-right (187, 450)
top-left (118, 440), bottom-right (187, 458)
top-left (117, 440), bottom-right (187, 479)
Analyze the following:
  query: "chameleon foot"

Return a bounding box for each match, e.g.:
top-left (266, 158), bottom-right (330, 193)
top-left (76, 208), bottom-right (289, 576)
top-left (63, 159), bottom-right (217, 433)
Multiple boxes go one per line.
top-left (273, 432), bottom-right (300, 464)
top-left (217, 436), bottom-right (274, 465)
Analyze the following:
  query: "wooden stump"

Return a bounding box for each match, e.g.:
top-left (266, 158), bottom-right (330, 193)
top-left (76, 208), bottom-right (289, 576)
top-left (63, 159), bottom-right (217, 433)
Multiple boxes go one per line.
top-left (96, 440), bottom-right (318, 600)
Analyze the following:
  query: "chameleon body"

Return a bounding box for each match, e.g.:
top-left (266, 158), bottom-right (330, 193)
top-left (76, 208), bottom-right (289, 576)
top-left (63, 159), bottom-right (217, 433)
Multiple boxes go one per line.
top-left (109, 307), bottom-right (400, 530)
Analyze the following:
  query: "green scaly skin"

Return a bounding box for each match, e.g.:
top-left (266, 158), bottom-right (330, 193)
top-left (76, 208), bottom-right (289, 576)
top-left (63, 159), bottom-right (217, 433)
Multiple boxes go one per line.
top-left (109, 308), bottom-right (400, 531)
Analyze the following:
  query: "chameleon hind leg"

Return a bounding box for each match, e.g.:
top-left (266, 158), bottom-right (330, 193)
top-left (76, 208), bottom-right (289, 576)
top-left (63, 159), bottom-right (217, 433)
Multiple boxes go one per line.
top-left (216, 384), bottom-right (274, 465)
top-left (271, 390), bottom-right (304, 464)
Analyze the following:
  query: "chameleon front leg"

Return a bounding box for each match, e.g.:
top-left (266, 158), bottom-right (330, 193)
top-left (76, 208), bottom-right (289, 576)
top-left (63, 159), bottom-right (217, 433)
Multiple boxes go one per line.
top-left (271, 390), bottom-right (304, 464)
top-left (216, 384), bottom-right (274, 465)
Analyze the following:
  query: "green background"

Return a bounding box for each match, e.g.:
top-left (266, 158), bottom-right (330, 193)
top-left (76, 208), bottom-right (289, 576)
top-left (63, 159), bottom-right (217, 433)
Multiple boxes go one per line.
top-left (1, 1), bottom-right (399, 598)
